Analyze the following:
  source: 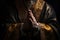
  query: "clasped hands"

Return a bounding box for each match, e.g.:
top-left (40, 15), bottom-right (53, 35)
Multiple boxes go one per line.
top-left (28, 9), bottom-right (40, 29)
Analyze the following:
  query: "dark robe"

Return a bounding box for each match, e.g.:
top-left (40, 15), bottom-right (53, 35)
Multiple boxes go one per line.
top-left (0, 1), bottom-right (60, 40)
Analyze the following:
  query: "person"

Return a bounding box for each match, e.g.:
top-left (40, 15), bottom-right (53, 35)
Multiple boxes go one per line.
top-left (0, 0), bottom-right (60, 40)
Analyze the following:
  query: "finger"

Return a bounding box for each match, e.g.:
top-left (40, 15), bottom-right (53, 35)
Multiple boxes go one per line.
top-left (29, 18), bottom-right (38, 25)
top-left (29, 18), bottom-right (34, 24)
top-left (28, 10), bottom-right (34, 18)
top-left (28, 10), bottom-right (36, 22)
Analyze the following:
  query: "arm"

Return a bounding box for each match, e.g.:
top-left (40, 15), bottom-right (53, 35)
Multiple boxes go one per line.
top-left (45, 4), bottom-right (60, 40)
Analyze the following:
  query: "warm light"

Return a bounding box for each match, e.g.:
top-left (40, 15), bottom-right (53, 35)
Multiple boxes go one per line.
top-left (38, 23), bottom-right (52, 31)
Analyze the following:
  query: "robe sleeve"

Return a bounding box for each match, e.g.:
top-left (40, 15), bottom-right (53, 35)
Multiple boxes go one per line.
top-left (33, 3), bottom-right (60, 40)
top-left (45, 3), bottom-right (59, 36)
top-left (44, 3), bottom-right (60, 40)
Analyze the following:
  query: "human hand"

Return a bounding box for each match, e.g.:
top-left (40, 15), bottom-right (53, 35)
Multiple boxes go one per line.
top-left (28, 9), bottom-right (39, 28)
